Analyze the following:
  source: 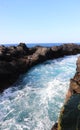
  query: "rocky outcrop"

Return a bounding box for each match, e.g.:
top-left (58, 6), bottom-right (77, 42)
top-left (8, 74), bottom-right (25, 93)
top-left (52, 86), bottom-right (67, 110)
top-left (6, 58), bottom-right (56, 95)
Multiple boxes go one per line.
top-left (70, 56), bottom-right (80, 93)
top-left (0, 43), bottom-right (80, 92)
top-left (51, 56), bottom-right (80, 130)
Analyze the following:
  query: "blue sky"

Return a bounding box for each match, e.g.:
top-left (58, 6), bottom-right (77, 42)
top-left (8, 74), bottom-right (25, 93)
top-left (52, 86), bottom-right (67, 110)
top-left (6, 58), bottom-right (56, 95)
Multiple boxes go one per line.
top-left (0, 0), bottom-right (80, 44)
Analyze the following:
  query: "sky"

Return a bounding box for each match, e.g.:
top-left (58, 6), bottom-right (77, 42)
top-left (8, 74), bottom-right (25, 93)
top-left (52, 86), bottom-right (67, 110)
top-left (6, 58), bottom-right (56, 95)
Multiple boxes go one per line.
top-left (0, 0), bottom-right (80, 44)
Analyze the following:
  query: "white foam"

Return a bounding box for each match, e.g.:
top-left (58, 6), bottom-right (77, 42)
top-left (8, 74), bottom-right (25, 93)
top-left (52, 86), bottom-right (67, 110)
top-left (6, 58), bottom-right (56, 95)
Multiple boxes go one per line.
top-left (0, 54), bottom-right (79, 130)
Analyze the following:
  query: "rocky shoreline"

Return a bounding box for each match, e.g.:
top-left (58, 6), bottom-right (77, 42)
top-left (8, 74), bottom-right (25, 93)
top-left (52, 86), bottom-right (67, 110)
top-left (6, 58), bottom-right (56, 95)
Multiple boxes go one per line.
top-left (0, 43), bottom-right (80, 92)
top-left (51, 52), bottom-right (80, 130)
top-left (70, 56), bottom-right (80, 90)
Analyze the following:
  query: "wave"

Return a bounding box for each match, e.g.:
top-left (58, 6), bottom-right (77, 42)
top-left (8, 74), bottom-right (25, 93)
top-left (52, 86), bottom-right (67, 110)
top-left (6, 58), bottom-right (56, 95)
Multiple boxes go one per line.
top-left (0, 54), bottom-right (79, 130)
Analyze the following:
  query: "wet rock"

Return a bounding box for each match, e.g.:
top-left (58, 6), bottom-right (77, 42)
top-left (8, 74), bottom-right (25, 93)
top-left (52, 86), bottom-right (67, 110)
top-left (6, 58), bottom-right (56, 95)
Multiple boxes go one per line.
top-left (70, 56), bottom-right (80, 93)
top-left (51, 122), bottom-right (58, 130)
top-left (0, 43), bottom-right (80, 92)
top-left (51, 56), bottom-right (80, 130)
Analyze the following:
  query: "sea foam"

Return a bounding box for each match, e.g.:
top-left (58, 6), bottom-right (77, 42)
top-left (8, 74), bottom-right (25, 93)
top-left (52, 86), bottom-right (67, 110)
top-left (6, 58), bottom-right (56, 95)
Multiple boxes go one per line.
top-left (0, 54), bottom-right (79, 130)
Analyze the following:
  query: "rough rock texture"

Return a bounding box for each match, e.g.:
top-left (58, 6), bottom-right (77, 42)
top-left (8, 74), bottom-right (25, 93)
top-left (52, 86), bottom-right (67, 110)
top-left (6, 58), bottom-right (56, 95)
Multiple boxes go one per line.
top-left (51, 56), bottom-right (80, 130)
top-left (70, 56), bottom-right (80, 93)
top-left (0, 43), bottom-right (80, 92)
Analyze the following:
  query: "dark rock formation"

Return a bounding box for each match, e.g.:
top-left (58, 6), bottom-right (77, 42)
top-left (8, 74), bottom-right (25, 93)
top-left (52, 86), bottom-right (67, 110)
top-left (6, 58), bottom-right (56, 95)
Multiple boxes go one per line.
top-left (70, 56), bottom-right (80, 93)
top-left (0, 43), bottom-right (80, 92)
top-left (51, 122), bottom-right (58, 130)
top-left (51, 56), bottom-right (80, 130)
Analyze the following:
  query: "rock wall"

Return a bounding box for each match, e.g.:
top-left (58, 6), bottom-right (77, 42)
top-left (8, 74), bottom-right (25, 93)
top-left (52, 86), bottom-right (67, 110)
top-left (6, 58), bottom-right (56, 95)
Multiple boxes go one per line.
top-left (0, 43), bottom-right (80, 92)
top-left (70, 56), bottom-right (80, 93)
top-left (51, 56), bottom-right (80, 130)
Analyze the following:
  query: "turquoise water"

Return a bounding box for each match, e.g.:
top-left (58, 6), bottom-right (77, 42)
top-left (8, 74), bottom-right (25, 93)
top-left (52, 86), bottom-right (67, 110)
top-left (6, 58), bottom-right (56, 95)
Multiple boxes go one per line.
top-left (0, 54), bottom-right (79, 130)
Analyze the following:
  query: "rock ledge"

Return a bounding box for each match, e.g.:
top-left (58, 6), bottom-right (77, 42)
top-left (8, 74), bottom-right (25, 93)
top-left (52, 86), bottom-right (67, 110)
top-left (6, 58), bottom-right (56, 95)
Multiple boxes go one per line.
top-left (0, 43), bottom-right (80, 92)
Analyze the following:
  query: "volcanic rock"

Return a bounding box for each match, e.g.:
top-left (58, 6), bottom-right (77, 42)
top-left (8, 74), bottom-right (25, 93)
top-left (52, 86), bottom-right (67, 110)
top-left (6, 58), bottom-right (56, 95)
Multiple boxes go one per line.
top-left (0, 43), bottom-right (80, 92)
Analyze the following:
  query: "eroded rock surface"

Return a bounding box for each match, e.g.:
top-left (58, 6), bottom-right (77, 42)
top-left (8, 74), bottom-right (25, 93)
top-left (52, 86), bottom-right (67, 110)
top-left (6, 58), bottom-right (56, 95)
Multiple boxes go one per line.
top-left (0, 43), bottom-right (80, 92)
top-left (70, 56), bottom-right (80, 93)
top-left (51, 56), bottom-right (80, 130)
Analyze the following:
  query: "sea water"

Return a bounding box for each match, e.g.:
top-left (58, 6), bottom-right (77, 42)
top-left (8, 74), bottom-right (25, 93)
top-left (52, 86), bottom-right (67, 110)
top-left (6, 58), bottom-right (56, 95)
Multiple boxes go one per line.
top-left (0, 54), bottom-right (80, 130)
top-left (2, 43), bottom-right (80, 48)
top-left (2, 43), bottom-right (62, 48)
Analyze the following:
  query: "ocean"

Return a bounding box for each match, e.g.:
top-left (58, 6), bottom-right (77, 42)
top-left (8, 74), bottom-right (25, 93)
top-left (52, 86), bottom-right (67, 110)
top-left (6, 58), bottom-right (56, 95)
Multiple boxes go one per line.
top-left (2, 42), bottom-right (80, 48)
top-left (0, 43), bottom-right (80, 130)
top-left (1, 43), bottom-right (62, 48)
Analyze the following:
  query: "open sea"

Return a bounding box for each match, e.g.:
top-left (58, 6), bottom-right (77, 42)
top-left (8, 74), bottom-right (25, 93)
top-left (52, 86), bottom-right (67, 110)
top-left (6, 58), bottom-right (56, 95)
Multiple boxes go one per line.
top-left (3, 42), bottom-right (80, 48)
top-left (0, 43), bottom-right (80, 130)
top-left (2, 43), bottom-right (62, 47)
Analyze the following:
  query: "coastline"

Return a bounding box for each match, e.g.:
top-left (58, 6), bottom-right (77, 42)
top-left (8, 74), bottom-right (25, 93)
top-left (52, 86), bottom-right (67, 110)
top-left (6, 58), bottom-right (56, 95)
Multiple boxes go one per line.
top-left (0, 43), bottom-right (80, 92)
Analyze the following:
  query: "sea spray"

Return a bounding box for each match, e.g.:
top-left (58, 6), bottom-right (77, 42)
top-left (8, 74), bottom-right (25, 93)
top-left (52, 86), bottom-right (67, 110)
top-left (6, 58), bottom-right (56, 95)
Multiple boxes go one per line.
top-left (0, 54), bottom-right (79, 130)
